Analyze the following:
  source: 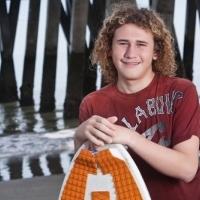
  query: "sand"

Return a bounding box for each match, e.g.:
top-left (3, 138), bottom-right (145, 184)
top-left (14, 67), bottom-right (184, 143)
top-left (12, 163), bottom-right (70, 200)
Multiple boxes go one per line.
top-left (0, 174), bottom-right (65, 200)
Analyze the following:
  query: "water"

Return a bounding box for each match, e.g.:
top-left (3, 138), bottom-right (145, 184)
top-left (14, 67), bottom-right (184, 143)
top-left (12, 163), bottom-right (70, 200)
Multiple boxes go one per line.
top-left (0, 150), bottom-right (74, 181)
top-left (0, 128), bottom-right (75, 181)
top-left (0, 101), bottom-right (78, 182)
top-left (0, 102), bottom-right (78, 135)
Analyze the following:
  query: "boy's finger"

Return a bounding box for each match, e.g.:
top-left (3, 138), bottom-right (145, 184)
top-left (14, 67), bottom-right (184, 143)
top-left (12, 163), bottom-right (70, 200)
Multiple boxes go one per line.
top-left (95, 116), bottom-right (116, 131)
top-left (107, 116), bottom-right (118, 124)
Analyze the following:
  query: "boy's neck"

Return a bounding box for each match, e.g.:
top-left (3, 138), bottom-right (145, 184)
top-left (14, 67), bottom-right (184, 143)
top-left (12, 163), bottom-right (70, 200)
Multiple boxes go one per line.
top-left (116, 72), bottom-right (155, 94)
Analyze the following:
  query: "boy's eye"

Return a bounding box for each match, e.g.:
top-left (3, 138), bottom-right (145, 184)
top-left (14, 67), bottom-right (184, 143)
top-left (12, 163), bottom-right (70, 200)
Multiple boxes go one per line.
top-left (137, 42), bottom-right (147, 46)
top-left (137, 43), bottom-right (146, 46)
top-left (119, 42), bottom-right (128, 45)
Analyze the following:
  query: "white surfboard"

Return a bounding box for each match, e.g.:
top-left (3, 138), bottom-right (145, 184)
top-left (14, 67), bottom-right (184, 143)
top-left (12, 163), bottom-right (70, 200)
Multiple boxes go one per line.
top-left (58, 143), bottom-right (151, 200)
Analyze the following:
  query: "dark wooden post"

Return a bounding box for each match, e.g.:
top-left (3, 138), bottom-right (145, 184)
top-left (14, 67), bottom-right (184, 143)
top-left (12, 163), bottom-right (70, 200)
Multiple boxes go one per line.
top-left (154, 0), bottom-right (175, 30)
top-left (83, 0), bottom-right (107, 96)
top-left (40, 0), bottom-right (61, 112)
top-left (0, 0), bottom-right (19, 102)
top-left (64, 0), bottom-right (89, 119)
top-left (60, 0), bottom-right (72, 44)
top-left (153, 0), bottom-right (186, 78)
top-left (183, 0), bottom-right (196, 81)
top-left (20, 0), bottom-right (41, 106)
top-left (195, 0), bottom-right (200, 20)
top-left (9, 0), bottom-right (21, 42)
top-left (88, 0), bottom-right (106, 41)
top-left (172, 26), bottom-right (186, 78)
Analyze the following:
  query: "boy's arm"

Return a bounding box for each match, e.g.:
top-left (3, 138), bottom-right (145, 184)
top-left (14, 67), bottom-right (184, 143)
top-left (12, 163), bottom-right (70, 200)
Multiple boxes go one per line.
top-left (74, 114), bottom-right (199, 182)
top-left (112, 125), bottom-right (199, 182)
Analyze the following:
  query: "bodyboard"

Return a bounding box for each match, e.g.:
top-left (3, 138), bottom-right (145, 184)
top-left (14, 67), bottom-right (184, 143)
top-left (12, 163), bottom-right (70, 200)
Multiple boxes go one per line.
top-left (58, 143), bottom-right (151, 200)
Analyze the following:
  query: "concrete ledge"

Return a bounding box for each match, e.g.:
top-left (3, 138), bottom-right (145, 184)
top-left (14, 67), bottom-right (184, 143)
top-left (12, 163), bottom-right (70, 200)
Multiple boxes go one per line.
top-left (0, 174), bottom-right (65, 200)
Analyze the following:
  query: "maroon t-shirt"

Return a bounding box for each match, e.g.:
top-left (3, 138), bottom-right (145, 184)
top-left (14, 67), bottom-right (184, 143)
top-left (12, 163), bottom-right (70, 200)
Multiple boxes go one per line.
top-left (79, 74), bottom-right (200, 200)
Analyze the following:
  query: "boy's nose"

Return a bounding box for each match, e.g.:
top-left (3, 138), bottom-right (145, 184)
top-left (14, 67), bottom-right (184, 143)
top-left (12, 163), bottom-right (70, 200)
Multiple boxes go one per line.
top-left (124, 45), bottom-right (138, 58)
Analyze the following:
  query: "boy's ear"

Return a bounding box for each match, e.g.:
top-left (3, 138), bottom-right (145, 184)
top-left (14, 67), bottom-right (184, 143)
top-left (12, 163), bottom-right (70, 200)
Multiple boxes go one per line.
top-left (153, 44), bottom-right (158, 60)
top-left (153, 53), bottom-right (157, 60)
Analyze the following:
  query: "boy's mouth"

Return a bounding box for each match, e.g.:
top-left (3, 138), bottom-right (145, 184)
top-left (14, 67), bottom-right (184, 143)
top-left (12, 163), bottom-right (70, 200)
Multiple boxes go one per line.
top-left (122, 61), bottom-right (141, 65)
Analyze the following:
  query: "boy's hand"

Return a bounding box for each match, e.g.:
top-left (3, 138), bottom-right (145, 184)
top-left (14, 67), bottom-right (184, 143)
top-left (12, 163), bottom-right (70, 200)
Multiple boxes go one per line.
top-left (111, 124), bottom-right (133, 145)
top-left (74, 115), bottom-right (117, 151)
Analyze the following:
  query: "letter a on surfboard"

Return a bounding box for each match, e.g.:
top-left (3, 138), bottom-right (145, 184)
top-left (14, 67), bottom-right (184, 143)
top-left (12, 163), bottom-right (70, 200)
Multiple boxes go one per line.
top-left (58, 143), bottom-right (151, 200)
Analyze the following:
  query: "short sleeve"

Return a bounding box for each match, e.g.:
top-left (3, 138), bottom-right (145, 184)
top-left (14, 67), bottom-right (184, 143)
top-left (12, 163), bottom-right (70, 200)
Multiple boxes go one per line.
top-left (79, 96), bottom-right (92, 124)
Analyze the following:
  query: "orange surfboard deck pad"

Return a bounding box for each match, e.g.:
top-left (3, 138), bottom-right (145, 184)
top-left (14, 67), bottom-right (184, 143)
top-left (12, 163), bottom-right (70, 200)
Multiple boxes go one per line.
top-left (58, 144), bottom-right (151, 200)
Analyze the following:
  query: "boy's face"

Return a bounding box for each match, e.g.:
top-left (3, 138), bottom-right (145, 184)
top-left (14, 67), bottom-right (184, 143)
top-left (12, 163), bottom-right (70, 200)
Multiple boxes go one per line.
top-left (111, 24), bottom-right (157, 88)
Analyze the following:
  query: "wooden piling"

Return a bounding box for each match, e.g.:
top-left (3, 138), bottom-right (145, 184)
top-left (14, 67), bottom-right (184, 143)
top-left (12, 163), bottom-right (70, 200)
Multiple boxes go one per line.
top-left (173, 26), bottom-right (186, 78)
top-left (9, 0), bottom-right (21, 48)
top-left (0, 0), bottom-right (19, 102)
top-left (64, 0), bottom-right (89, 119)
top-left (83, 0), bottom-right (107, 96)
top-left (154, 0), bottom-right (186, 78)
top-left (183, 0), bottom-right (196, 81)
top-left (40, 0), bottom-right (61, 112)
top-left (20, 0), bottom-right (41, 106)
top-left (195, 0), bottom-right (200, 21)
top-left (60, 0), bottom-right (72, 44)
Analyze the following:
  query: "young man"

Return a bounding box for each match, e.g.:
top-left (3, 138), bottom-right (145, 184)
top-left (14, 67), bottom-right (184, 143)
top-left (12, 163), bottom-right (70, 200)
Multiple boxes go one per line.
top-left (74, 2), bottom-right (200, 199)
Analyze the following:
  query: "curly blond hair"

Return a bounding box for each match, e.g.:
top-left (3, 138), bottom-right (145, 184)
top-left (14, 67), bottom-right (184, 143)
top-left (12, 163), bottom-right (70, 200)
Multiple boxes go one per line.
top-left (90, 2), bottom-right (177, 83)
